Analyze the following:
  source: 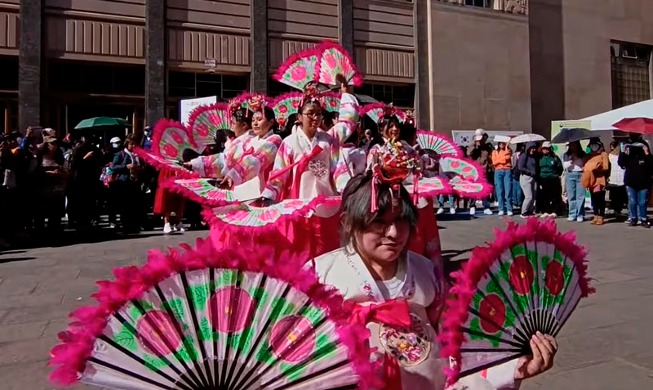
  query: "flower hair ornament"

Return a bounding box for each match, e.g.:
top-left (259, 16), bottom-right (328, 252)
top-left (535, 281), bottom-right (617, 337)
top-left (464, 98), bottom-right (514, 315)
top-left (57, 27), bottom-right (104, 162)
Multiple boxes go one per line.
top-left (369, 139), bottom-right (421, 213)
top-left (245, 94), bottom-right (266, 116)
top-left (229, 99), bottom-right (245, 117)
top-left (299, 81), bottom-right (325, 110)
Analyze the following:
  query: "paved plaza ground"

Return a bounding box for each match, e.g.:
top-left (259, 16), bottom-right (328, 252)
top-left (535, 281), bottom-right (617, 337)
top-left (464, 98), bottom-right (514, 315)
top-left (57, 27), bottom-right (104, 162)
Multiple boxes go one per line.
top-left (0, 216), bottom-right (651, 389)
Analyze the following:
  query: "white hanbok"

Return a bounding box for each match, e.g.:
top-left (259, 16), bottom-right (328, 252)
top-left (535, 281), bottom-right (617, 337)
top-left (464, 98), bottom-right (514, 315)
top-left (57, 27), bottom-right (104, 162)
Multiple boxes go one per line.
top-left (309, 248), bottom-right (521, 390)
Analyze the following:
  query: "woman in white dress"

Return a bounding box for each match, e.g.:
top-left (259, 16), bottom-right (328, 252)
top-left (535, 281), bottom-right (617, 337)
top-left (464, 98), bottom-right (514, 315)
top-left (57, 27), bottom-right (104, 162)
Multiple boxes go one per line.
top-left (308, 171), bottom-right (558, 390)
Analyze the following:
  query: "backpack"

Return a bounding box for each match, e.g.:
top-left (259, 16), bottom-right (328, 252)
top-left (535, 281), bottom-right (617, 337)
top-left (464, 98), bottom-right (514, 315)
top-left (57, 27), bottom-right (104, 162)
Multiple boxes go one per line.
top-left (100, 151), bottom-right (124, 188)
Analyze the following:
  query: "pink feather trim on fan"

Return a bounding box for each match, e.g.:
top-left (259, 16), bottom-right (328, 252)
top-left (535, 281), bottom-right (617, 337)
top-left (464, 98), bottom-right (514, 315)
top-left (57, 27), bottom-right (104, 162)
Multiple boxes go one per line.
top-left (437, 219), bottom-right (594, 384)
top-left (160, 177), bottom-right (239, 207)
top-left (272, 43), bottom-right (322, 90)
top-left (151, 119), bottom-right (197, 157)
top-left (48, 237), bottom-right (380, 390)
top-left (314, 40), bottom-right (364, 87)
top-left (187, 102), bottom-right (231, 143)
top-left (134, 147), bottom-right (199, 179)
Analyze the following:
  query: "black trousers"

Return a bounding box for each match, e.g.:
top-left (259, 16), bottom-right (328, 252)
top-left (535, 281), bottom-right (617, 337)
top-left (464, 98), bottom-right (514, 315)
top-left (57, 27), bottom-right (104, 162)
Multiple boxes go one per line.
top-left (609, 185), bottom-right (626, 214)
top-left (591, 190), bottom-right (606, 217)
top-left (538, 177), bottom-right (562, 214)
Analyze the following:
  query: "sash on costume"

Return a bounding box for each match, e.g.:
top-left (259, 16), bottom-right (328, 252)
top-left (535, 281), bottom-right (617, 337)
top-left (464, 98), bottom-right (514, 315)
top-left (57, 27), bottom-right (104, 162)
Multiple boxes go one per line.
top-left (267, 145), bottom-right (323, 200)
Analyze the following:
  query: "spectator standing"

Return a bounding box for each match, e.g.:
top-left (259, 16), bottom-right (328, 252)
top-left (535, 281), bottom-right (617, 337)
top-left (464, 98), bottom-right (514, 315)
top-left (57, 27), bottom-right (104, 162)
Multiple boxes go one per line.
top-left (563, 141), bottom-right (586, 222)
top-left (466, 128), bottom-right (494, 215)
top-left (619, 143), bottom-right (653, 227)
top-left (537, 141), bottom-right (563, 218)
top-left (582, 138), bottom-right (610, 226)
top-left (491, 137), bottom-right (513, 216)
top-left (517, 142), bottom-right (539, 217)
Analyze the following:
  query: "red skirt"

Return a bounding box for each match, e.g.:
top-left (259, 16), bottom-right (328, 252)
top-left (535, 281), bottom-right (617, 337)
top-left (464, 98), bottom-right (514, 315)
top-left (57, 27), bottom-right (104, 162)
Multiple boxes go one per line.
top-left (154, 169), bottom-right (186, 215)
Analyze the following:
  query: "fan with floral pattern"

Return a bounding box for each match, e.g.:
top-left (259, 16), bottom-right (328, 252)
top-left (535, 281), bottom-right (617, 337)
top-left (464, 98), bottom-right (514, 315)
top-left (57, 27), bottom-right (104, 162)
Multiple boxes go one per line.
top-left (187, 103), bottom-right (231, 147)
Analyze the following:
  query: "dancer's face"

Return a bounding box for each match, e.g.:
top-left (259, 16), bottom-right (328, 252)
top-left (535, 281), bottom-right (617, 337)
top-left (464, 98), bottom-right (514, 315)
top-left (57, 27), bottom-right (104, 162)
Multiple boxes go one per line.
top-left (299, 103), bottom-right (322, 135)
top-left (252, 112), bottom-right (273, 137)
top-left (354, 208), bottom-right (410, 264)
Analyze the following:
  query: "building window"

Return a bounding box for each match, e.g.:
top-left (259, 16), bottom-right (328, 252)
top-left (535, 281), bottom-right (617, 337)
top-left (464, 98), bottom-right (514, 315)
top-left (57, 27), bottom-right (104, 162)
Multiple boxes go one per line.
top-left (168, 72), bottom-right (249, 100)
top-left (48, 62), bottom-right (145, 95)
top-left (611, 42), bottom-right (651, 108)
top-left (357, 83), bottom-right (415, 109)
top-left (0, 56), bottom-right (18, 91)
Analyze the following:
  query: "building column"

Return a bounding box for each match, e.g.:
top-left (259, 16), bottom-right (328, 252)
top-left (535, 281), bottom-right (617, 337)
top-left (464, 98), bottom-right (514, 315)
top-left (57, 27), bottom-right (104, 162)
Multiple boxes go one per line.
top-left (19, 0), bottom-right (43, 132)
top-left (529, 0), bottom-right (564, 136)
top-left (250, 0), bottom-right (268, 93)
top-left (145, 0), bottom-right (166, 128)
top-left (338, 0), bottom-right (354, 55)
top-left (414, 0), bottom-right (431, 128)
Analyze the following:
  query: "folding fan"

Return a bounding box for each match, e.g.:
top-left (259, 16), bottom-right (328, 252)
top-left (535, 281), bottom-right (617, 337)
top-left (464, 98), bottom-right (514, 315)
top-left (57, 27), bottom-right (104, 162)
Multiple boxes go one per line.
top-left (49, 239), bottom-right (378, 390)
top-left (135, 149), bottom-right (199, 179)
top-left (403, 177), bottom-right (453, 199)
top-left (416, 130), bottom-right (461, 157)
top-left (273, 48), bottom-right (320, 91)
top-left (321, 92), bottom-right (341, 113)
top-left (162, 178), bottom-right (239, 207)
top-left (438, 219), bottom-right (593, 384)
top-left (315, 41), bottom-right (363, 87)
top-left (202, 197), bottom-right (341, 229)
top-left (449, 177), bottom-right (494, 199)
top-left (272, 92), bottom-right (303, 128)
top-left (187, 103), bottom-right (231, 147)
top-left (360, 103), bottom-right (406, 125)
top-left (439, 157), bottom-right (484, 181)
top-left (151, 120), bottom-right (199, 161)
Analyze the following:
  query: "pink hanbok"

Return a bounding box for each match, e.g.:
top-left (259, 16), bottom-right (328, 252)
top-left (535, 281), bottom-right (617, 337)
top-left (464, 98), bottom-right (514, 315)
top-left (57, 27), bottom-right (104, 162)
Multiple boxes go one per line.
top-left (189, 130), bottom-right (255, 178)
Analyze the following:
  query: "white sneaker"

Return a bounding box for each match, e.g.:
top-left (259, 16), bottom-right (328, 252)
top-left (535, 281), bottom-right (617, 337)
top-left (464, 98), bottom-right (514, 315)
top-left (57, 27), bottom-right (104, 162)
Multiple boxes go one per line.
top-left (175, 223), bottom-right (186, 233)
top-left (540, 213), bottom-right (549, 218)
top-left (163, 223), bottom-right (172, 234)
top-left (484, 208), bottom-right (493, 215)
top-left (507, 211), bottom-right (514, 216)
top-left (469, 207), bottom-right (476, 215)
top-left (576, 217), bottom-right (584, 222)
top-left (567, 216), bottom-right (574, 221)
top-left (498, 211), bottom-right (505, 216)
top-left (437, 208), bottom-right (445, 215)
top-left (549, 213), bottom-right (557, 219)
top-left (450, 207), bottom-right (456, 214)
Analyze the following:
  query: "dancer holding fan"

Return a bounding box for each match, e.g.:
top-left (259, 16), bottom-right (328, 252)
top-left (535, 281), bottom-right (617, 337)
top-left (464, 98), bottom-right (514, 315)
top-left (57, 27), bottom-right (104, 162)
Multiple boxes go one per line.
top-left (309, 160), bottom-right (562, 389)
top-left (261, 80), bottom-right (357, 258)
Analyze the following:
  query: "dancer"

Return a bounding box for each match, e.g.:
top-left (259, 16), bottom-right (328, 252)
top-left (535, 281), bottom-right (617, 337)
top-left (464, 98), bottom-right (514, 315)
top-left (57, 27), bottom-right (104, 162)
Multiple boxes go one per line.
top-left (309, 170), bottom-right (558, 389)
top-left (261, 81), bottom-right (358, 258)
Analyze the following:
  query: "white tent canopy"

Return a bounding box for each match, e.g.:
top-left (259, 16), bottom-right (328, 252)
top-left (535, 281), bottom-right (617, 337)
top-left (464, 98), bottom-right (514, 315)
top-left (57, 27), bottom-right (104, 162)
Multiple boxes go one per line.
top-left (581, 99), bottom-right (653, 131)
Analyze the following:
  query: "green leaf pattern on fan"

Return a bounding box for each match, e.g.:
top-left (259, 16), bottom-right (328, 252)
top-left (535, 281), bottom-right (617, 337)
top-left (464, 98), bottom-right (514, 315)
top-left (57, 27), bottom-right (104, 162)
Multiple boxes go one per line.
top-left (114, 325), bottom-right (138, 352)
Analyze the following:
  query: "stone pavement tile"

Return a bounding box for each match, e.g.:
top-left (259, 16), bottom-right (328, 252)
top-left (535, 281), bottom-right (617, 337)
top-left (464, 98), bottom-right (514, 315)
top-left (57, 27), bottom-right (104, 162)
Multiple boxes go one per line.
top-left (590, 279), bottom-right (653, 301)
top-left (0, 321), bottom-right (47, 342)
top-left (1, 303), bottom-right (75, 325)
top-left (621, 353), bottom-right (653, 372)
top-left (0, 291), bottom-right (65, 311)
top-left (522, 359), bottom-right (653, 389)
top-left (0, 274), bottom-right (41, 296)
top-left (0, 337), bottom-right (54, 365)
top-left (0, 362), bottom-right (55, 390)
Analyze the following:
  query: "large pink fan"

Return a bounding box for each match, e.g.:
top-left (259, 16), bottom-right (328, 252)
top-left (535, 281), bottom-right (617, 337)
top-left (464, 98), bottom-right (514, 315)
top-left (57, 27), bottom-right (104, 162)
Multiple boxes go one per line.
top-left (360, 103), bottom-right (406, 125)
top-left (135, 149), bottom-right (199, 179)
top-left (202, 197), bottom-right (341, 230)
top-left (187, 103), bottom-right (231, 147)
top-left (271, 92), bottom-right (303, 128)
top-left (48, 239), bottom-right (378, 390)
top-left (316, 41), bottom-right (363, 87)
top-left (439, 219), bottom-right (593, 385)
top-left (151, 120), bottom-right (199, 161)
top-left (416, 130), bottom-right (461, 157)
top-left (439, 157), bottom-right (485, 182)
top-left (273, 47), bottom-right (320, 91)
top-left (449, 176), bottom-right (494, 199)
top-left (404, 177), bottom-right (454, 198)
top-left (163, 178), bottom-right (240, 207)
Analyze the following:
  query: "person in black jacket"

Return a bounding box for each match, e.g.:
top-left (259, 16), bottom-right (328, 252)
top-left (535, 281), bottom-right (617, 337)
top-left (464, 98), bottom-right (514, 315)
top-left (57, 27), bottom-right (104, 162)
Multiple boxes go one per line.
top-left (619, 143), bottom-right (653, 227)
top-left (517, 142), bottom-right (540, 217)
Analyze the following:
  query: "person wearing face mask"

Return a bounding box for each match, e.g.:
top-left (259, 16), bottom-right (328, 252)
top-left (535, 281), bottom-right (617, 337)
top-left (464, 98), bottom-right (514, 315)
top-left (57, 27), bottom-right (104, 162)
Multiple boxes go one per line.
top-left (581, 138), bottom-right (610, 225)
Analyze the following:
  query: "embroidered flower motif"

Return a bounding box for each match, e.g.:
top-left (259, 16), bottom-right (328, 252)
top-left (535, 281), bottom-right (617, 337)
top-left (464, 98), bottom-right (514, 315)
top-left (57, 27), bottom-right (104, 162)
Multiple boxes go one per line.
top-left (379, 312), bottom-right (431, 367)
top-left (308, 159), bottom-right (328, 178)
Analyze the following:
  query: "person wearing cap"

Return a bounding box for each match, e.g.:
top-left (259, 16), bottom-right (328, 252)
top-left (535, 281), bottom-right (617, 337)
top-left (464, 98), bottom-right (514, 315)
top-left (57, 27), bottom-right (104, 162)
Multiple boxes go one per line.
top-left (537, 141), bottom-right (563, 218)
top-left (517, 142), bottom-right (540, 217)
top-left (466, 128), bottom-right (494, 215)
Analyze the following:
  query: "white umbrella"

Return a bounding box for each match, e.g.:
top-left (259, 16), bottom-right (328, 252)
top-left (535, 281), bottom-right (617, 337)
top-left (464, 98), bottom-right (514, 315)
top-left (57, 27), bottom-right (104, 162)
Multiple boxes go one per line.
top-left (509, 133), bottom-right (546, 144)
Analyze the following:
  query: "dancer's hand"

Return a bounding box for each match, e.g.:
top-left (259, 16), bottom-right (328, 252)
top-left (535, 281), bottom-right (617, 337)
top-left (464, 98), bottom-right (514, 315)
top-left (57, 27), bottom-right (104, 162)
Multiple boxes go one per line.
top-left (514, 332), bottom-right (557, 380)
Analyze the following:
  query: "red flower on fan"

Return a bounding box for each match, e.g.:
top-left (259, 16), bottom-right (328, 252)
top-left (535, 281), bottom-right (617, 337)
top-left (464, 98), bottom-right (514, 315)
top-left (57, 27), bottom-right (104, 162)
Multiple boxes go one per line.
top-left (208, 286), bottom-right (256, 333)
top-left (478, 294), bottom-right (506, 334)
top-left (278, 105), bottom-right (289, 114)
top-left (545, 260), bottom-right (565, 296)
top-left (136, 310), bottom-right (182, 357)
top-left (197, 125), bottom-right (209, 138)
top-left (290, 66), bottom-right (307, 82)
top-left (170, 130), bottom-right (185, 145)
top-left (509, 255), bottom-right (535, 295)
top-left (163, 144), bottom-right (179, 159)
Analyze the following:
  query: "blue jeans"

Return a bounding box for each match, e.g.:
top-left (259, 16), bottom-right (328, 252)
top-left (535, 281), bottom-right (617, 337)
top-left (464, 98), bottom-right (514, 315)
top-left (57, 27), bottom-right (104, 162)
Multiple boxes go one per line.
top-left (438, 195), bottom-right (455, 208)
top-left (512, 176), bottom-right (523, 209)
top-left (565, 172), bottom-right (585, 219)
top-left (626, 187), bottom-right (649, 222)
top-left (494, 170), bottom-right (513, 212)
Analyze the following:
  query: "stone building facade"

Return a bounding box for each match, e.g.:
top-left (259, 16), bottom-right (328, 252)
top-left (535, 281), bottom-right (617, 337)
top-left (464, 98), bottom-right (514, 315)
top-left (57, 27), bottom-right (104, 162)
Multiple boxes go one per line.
top-left (0, 0), bottom-right (651, 137)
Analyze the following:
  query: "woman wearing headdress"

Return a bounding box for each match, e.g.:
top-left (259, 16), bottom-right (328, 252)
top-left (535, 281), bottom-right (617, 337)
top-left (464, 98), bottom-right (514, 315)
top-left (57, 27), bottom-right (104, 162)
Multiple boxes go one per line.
top-left (184, 101), bottom-right (254, 179)
top-left (261, 80), bottom-right (359, 258)
top-left (307, 164), bottom-right (558, 389)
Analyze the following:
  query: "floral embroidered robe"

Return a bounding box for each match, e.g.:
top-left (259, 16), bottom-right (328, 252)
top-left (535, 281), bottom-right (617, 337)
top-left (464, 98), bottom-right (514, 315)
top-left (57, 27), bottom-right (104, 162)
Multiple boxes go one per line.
top-left (223, 130), bottom-right (282, 196)
top-left (189, 130), bottom-right (255, 178)
top-left (309, 249), bottom-right (521, 390)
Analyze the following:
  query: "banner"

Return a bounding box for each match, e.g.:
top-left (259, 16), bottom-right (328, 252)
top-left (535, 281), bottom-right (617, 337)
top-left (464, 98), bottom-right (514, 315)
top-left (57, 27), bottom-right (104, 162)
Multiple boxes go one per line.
top-left (179, 96), bottom-right (217, 125)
